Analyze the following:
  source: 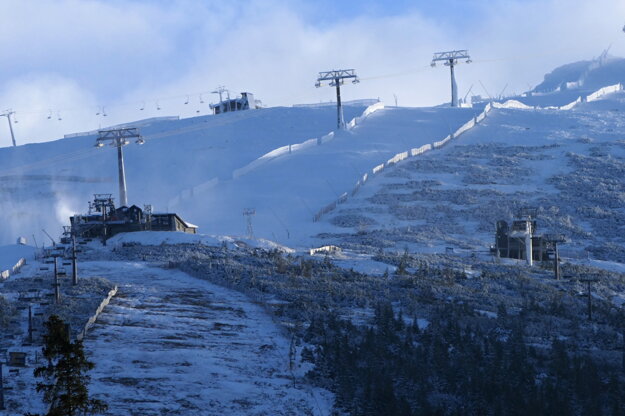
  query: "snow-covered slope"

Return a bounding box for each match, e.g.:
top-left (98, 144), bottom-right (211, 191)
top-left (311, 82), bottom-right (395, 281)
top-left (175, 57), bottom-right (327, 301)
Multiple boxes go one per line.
top-left (0, 105), bottom-right (366, 245)
top-left (0, 103), bottom-right (479, 247)
top-left (318, 88), bottom-right (625, 262)
top-left (0, 244), bottom-right (34, 272)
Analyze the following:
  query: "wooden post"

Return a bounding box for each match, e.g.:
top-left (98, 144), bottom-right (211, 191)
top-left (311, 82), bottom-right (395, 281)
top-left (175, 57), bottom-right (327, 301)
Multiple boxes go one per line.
top-left (53, 257), bottom-right (60, 304)
top-left (0, 361), bottom-right (5, 410)
top-left (28, 305), bottom-right (33, 343)
top-left (72, 235), bottom-right (78, 286)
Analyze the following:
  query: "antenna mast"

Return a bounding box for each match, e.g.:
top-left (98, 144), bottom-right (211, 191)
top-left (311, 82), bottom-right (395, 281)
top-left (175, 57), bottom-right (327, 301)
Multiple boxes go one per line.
top-left (431, 50), bottom-right (472, 107)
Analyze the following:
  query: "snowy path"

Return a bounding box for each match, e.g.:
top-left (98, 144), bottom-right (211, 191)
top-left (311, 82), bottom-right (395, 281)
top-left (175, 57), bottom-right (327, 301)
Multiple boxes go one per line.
top-left (81, 261), bottom-right (330, 416)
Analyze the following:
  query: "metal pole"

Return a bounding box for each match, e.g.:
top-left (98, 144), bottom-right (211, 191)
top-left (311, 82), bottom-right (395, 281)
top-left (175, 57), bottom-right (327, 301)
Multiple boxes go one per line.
top-left (6, 113), bottom-right (16, 147)
top-left (28, 305), bottom-right (33, 343)
top-left (117, 141), bottom-right (128, 207)
top-left (554, 243), bottom-right (560, 280)
top-left (588, 280), bottom-right (592, 321)
top-left (0, 361), bottom-right (4, 410)
top-left (72, 235), bottom-right (78, 286)
top-left (335, 79), bottom-right (344, 129)
top-left (449, 59), bottom-right (457, 107)
top-left (622, 327), bottom-right (625, 373)
top-left (54, 257), bottom-right (60, 304)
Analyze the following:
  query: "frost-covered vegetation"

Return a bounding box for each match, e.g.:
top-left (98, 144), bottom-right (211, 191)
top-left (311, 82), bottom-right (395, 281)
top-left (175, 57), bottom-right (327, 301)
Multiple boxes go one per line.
top-left (0, 276), bottom-right (115, 344)
top-left (0, 294), bottom-right (17, 328)
top-left (323, 127), bottom-right (625, 262)
top-left (101, 242), bottom-right (625, 415)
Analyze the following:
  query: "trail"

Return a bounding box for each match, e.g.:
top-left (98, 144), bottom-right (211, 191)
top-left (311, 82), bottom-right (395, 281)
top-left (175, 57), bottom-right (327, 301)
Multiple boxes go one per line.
top-left (83, 261), bottom-right (329, 416)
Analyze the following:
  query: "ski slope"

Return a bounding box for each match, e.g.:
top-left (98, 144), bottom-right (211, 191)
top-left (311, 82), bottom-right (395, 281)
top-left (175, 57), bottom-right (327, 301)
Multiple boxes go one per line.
top-left (318, 85), bottom-right (625, 262)
top-left (0, 102), bottom-right (479, 248)
top-left (1, 55), bottom-right (625, 255)
top-left (0, 105), bottom-right (365, 245)
top-left (81, 260), bottom-right (331, 416)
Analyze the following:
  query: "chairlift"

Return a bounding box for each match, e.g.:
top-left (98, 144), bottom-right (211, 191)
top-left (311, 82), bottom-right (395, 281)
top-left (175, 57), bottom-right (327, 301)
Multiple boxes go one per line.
top-left (140, 101), bottom-right (145, 111)
top-left (185, 96), bottom-right (190, 105)
top-left (199, 94), bottom-right (205, 104)
top-left (57, 112), bottom-right (62, 121)
top-left (47, 110), bottom-right (52, 120)
top-left (156, 101), bottom-right (161, 110)
top-left (13, 114), bottom-right (18, 123)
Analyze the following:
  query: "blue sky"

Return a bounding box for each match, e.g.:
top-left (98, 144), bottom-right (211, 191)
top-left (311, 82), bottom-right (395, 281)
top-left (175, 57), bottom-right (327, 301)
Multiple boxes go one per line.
top-left (0, 0), bottom-right (624, 144)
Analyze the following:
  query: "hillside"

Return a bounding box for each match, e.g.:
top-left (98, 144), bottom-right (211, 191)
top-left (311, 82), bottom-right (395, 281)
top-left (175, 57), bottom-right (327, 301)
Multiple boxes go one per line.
top-left (3, 57), bottom-right (625, 415)
top-left (318, 89), bottom-right (625, 264)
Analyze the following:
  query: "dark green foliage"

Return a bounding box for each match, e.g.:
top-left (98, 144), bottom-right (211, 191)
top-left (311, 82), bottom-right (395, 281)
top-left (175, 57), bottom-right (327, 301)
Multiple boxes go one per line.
top-left (112, 243), bottom-right (625, 415)
top-left (32, 315), bottom-right (107, 416)
top-left (306, 302), bottom-right (625, 416)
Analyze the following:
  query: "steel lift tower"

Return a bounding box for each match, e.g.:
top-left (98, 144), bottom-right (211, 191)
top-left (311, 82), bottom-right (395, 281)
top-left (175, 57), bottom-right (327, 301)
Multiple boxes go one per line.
top-left (95, 128), bottom-right (144, 207)
top-left (431, 50), bottom-right (472, 107)
top-left (315, 69), bottom-right (360, 129)
top-left (0, 110), bottom-right (17, 147)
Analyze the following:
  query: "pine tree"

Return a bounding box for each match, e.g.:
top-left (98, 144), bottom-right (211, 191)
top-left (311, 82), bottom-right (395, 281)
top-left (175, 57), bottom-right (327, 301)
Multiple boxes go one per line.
top-left (33, 315), bottom-right (107, 416)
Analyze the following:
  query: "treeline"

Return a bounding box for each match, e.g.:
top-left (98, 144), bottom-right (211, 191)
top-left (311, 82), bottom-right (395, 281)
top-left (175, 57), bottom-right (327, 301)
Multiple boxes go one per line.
top-left (304, 302), bottom-right (625, 416)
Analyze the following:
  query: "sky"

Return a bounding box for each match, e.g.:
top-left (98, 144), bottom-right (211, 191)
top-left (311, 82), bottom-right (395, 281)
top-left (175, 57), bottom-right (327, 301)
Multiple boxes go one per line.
top-left (0, 0), bottom-right (624, 145)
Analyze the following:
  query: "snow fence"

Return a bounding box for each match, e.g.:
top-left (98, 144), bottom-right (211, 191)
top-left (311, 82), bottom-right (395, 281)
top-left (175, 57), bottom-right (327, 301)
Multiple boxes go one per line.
top-left (76, 285), bottom-right (118, 342)
top-left (169, 102), bottom-right (385, 209)
top-left (233, 101), bottom-right (384, 179)
top-left (311, 82), bottom-right (625, 222)
top-left (312, 102), bottom-right (494, 222)
top-left (498, 83), bottom-right (624, 112)
top-left (1, 257), bottom-right (25, 280)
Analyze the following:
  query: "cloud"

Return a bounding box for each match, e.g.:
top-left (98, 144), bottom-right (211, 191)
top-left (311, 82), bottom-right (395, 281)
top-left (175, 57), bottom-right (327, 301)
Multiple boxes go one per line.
top-left (0, 0), bottom-right (624, 144)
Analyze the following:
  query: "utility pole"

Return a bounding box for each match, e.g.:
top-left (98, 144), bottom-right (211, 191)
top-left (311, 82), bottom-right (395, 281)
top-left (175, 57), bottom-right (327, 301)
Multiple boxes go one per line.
top-left (95, 128), bottom-right (144, 207)
top-left (431, 50), bottom-right (472, 107)
top-left (580, 276), bottom-right (599, 320)
top-left (544, 234), bottom-right (566, 280)
top-left (0, 110), bottom-right (17, 147)
top-left (316, 69), bottom-right (360, 129)
top-left (71, 234), bottom-right (78, 286)
top-left (0, 361), bottom-right (4, 410)
top-left (53, 255), bottom-right (60, 304)
top-left (28, 305), bottom-right (34, 343)
top-left (243, 208), bottom-right (255, 239)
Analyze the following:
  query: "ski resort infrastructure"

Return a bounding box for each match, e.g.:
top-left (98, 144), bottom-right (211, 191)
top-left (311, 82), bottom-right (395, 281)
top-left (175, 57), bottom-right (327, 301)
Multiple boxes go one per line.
top-left (2, 54), bottom-right (625, 414)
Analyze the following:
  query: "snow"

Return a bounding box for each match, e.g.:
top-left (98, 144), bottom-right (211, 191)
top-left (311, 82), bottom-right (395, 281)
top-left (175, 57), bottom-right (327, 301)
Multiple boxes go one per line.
top-left (0, 105), bottom-right (367, 247)
top-left (0, 244), bottom-right (35, 272)
top-left (79, 260), bottom-right (332, 415)
top-left (106, 231), bottom-right (295, 253)
top-left (2, 56), bottom-right (625, 414)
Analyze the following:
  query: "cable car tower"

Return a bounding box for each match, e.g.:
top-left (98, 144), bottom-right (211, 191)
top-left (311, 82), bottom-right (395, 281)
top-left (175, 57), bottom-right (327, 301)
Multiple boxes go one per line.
top-left (431, 50), bottom-right (472, 107)
top-left (315, 69), bottom-right (360, 129)
top-left (95, 128), bottom-right (144, 207)
top-left (0, 110), bottom-right (17, 147)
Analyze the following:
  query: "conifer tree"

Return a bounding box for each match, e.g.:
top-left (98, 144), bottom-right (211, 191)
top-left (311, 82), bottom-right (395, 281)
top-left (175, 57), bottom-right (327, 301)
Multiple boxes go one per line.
top-left (32, 315), bottom-right (107, 416)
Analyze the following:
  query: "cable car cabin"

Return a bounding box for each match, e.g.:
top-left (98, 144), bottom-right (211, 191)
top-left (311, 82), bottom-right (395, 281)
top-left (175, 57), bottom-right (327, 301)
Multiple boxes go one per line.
top-left (210, 92), bottom-right (260, 115)
top-left (70, 195), bottom-right (197, 240)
